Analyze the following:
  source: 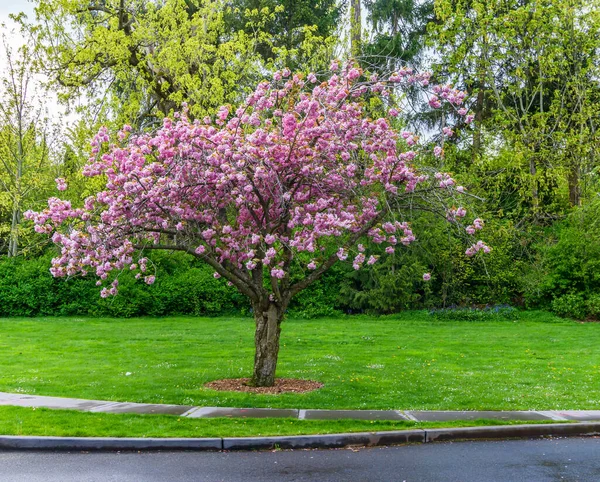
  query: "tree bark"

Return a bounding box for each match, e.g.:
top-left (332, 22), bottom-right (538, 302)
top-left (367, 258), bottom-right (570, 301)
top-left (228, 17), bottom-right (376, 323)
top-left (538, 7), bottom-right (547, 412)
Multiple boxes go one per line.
top-left (529, 140), bottom-right (540, 215)
top-left (8, 204), bottom-right (19, 257)
top-left (568, 162), bottom-right (580, 207)
top-left (250, 300), bottom-right (284, 387)
top-left (8, 111), bottom-right (24, 258)
top-left (350, 0), bottom-right (361, 57)
top-left (471, 85), bottom-right (484, 163)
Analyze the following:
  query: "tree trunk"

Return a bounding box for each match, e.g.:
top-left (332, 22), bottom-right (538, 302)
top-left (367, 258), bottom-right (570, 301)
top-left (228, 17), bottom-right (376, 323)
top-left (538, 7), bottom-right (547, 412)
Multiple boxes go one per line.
top-left (250, 300), bottom-right (284, 387)
top-left (350, 0), bottom-right (361, 57)
top-left (530, 154), bottom-right (539, 214)
top-left (471, 85), bottom-right (484, 163)
top-left (8, 204), bottom-right (19, 257)
top-left (568, 159), bottom-right (580, 207)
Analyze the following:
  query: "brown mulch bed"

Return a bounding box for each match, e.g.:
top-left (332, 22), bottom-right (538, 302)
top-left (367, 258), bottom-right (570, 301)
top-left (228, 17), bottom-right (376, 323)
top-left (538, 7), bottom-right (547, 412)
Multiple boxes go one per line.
top-left (205, 378), bottom-right (323, 394)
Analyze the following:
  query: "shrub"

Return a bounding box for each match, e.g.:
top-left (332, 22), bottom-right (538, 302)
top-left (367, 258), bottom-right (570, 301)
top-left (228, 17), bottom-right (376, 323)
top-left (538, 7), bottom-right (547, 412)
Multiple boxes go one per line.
top-left (524, 201), bottom-right (600, 319)
top-left (550, 293), bottom-right (588, 320)
top-left (0, 251), bottom-right (247, 318)
top-left (429, 304), bottom-right (520, 322)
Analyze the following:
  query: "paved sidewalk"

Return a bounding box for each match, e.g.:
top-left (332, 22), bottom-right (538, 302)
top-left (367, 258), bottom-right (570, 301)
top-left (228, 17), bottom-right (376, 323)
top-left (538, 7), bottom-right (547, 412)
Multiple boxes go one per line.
top-left (2, 392), bottom-right (600, 422)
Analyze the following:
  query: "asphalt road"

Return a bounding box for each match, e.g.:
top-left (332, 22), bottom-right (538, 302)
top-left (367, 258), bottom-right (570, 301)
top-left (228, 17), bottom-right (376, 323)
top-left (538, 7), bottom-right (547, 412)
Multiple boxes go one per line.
top-left (1, 437), bottom-right (599, 481)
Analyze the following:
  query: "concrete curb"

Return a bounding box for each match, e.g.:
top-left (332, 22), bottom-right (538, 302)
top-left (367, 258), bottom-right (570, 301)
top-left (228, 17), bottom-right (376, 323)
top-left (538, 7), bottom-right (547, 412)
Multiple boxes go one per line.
top-left (2, 422), bottom-right (600, 452)
top-left (0, 436), bottom-right (222, 451)
top-left (424, 422), bottom-right (600, 443)
top-left (222, 429), bottom-right (426, 450)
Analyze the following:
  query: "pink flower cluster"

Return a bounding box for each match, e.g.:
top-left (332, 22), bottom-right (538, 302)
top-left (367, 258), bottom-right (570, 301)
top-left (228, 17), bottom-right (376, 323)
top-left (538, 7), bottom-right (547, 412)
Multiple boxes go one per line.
top-left (466, 240), bottom-right (491, 257)
top-left (433, 84), bottom-right (467, 106)
top-left (447, 207), bottom-right (467, 221)
top-left (466, 218), bottom-right (484, 235)
top-left (435, 172), bottom-right (455, 188)
top-left (55, 178), bottom-right (68, 191)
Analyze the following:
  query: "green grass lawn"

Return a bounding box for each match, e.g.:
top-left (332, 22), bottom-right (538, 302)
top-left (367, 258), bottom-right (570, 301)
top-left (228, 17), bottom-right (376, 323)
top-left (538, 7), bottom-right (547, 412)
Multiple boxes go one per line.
top-left (0, 406), bottom-right (562, 438)
top-left (0, 311), bottom-right (598, 411)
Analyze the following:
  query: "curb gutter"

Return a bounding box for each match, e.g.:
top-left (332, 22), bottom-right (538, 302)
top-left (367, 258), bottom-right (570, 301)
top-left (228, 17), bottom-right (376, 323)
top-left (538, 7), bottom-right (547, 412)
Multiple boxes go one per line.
top-left (1, 422), bottom-right (600, 452)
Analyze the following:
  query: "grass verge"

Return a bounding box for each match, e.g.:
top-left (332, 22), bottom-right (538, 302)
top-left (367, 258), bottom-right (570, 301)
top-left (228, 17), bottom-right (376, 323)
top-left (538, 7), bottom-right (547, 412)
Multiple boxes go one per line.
top-left (0, 406), bottom-right (566, 438)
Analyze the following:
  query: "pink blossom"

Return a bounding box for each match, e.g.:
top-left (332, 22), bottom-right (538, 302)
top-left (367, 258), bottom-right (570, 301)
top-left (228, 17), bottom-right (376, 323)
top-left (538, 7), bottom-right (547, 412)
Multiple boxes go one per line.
top-left (447, 206), bottom-right (467, 221)
top-left (353, 253), bottom-right (365, 269)
top-left (282, 114), bottom-right (297, 137)
top-left (337, 248), bottom-right (348, 261)
top-left (307, 260), bottom-right (317, 270)
top-left (216, 106), bottom-right (229, 125)
top-left (465, 240), bottom-right (491, 257)
top-left (55, 178), bottom-right (68, 191)
top-left (271, 268), bottom-right (285, 279)
top-left (429, 96), bottom-right (442, 109)
top-left (347, 68), bottom-right (361, 81)
top-left (423, 273), bottom-right (431, 281)
top-left (382, 222), bottom-right (396, 234)
top-left (388, 72), bottom-right (401, 83)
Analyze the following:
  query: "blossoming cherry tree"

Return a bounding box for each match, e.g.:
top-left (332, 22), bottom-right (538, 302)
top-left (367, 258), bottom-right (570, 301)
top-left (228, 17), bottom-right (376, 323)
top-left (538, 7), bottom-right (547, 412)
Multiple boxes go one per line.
top-left (28, 64), bottom-right (486, 386)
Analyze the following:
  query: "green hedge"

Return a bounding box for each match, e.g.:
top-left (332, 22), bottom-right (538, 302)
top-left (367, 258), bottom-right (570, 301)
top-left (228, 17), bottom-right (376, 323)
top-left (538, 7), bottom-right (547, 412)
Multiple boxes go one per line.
top-left (0, 252), bottom-right (247, 318)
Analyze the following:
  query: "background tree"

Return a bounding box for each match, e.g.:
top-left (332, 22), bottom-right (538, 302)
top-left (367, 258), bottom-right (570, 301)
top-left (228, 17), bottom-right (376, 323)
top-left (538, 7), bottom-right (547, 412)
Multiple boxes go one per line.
top-left (363, 0), bottom-right (433, 69)
top-left (23, 0), bottom-right (342, 128)
top-left (225, 0), bottom-right (343, 67)
top-left (430, 0), bottom-right (600, 217)
top-left (350, 0), bottom-right (361, 56)
top-left (429, 0), bottom-right (495, 163)
top-left (25, 0), bottom-right (264, 126)
top-left (28, 65), bottom-right (481, 386)
top-left (0, 35), bottom-right (55, 256)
